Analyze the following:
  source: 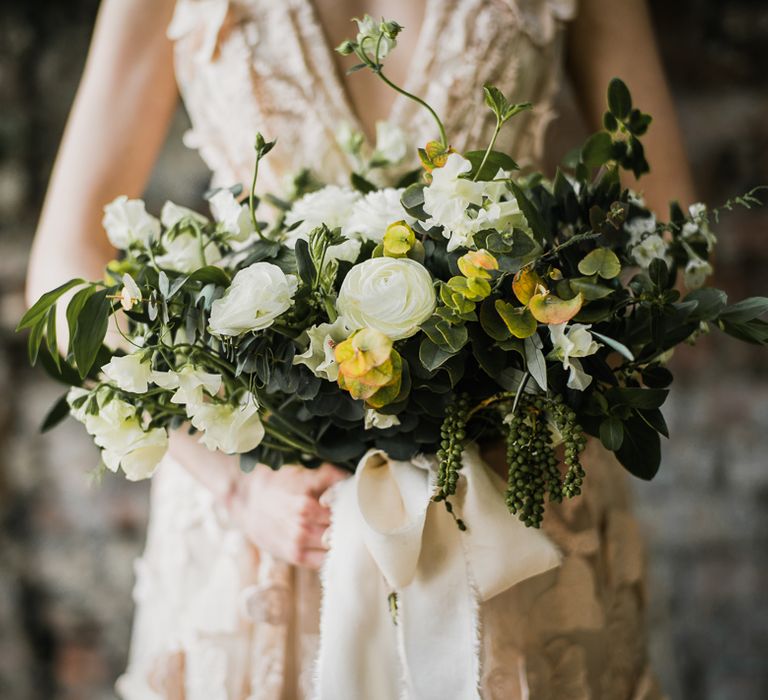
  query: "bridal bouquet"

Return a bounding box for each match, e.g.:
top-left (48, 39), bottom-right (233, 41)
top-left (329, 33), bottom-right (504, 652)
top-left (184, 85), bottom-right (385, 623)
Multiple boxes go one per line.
top-left (21, 17), bottom-right (766, 528)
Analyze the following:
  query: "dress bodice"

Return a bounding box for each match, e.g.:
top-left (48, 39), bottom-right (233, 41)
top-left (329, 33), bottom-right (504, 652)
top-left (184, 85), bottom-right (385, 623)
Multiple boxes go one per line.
top-left (167, 0), bottom-right (578, 192)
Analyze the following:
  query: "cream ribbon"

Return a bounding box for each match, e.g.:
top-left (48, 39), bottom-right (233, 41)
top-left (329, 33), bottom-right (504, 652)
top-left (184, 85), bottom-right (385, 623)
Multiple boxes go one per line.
top-left (314, 442), bottom-right (563, 699)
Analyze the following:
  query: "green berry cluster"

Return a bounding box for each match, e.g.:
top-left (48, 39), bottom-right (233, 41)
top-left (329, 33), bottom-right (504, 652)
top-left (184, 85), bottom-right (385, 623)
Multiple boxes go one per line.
top-left (436, 395), bottom-right (470, 500)
top-left (504, 394), bottom-right (587, 528)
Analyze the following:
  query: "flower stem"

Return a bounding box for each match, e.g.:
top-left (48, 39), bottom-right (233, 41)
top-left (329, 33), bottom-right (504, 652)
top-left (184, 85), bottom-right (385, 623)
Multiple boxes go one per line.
top-left (473, 117), bottom-right (502, 182)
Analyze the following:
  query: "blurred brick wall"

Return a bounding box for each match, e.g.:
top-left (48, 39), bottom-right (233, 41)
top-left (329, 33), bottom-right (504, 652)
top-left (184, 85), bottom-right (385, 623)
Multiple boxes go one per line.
top-left (0, 1), bottom-right (766, 699)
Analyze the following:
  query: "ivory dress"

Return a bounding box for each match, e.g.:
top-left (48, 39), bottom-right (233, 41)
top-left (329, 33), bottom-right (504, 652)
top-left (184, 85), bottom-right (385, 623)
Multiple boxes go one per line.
top-left (116, 1), bottom-right (667, 698)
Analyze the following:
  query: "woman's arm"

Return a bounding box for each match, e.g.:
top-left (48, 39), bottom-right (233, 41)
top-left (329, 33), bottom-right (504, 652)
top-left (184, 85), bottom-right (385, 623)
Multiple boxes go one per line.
top-left (26, 0), bottom-right (178, 304)
top-left (566, 0), bottom-right (697, 216)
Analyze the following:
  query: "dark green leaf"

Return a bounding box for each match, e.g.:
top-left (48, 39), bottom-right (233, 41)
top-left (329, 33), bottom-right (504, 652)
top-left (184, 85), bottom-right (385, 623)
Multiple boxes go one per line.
top-left (350, 172), bottom-right (377, 194)
top-left (607, 77), bottom-right (632, 119)
top-left (606, 386), bottom-right (669, 410)
top-left (45, 305), bottom-right (60, 371)
top-left (685, 288), bottom-right (727, 321)
top-left (464, 150), bottom-right (519, 180)
top-left (187, 266), bottom-right (231, 287)
top-left (419, 337), bottom-right (456, 371)
top-left (66, 286), bottom-right (96, 351)
top-left (641, 366), bottom-right (673, 388)
top-left (27, 316), bottom-right (46, 366)
top-left (636, 408), bottom-right (669, 438)
top-left (615, 416), bottom-right (661, 480)
top-left (17, 278), bottom-right (85, 330)
top-left (599, 416), bottom-right (624, 451)
top-left (506, 182), bottom-right (549, 243)
top-left (568, 277), bottom-right (614, 301)
top-left (719, 296), bottom-right (768, 323)
top-left (41, 393), bottom-right (71, 433)
top-left (591, 331), bottom-right (634, 361)
top-left (73, 289), bottom-right (111, 379)
top-left (294, 238), bottom-right (315, 286)
top-left (581, 132), bottom-right (614, 169)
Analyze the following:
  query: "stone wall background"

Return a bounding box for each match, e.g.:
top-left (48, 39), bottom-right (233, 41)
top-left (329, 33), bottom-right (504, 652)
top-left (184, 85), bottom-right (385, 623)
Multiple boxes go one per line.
top-left (0, 1), bottom-right (766, 698)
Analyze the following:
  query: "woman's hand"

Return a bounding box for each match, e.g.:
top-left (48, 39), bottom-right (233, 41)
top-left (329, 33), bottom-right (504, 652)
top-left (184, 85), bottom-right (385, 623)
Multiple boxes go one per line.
top-left (227, 461), bottom-right (350, 570)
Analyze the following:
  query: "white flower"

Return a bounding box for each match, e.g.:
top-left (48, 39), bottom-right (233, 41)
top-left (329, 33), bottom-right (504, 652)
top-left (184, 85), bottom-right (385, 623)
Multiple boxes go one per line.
top-left (336, 121), bottom-right (364, 156)
top-left (684, 202), bottom-right (717, 251)
top-left (343, 188), bottom-right (411, 243)
top-left (101, 353), bottom-right (153, 393)
top-left (209, 262), bottom-right (298, 336)
top-left (625, 214), bottom-right (657, 244)
top-left (161, 201), bottom-right (208, 229)
top-left (337, 257), bottom-right (436, 340)
top-left (188, 395), bottom-right (264, 454)
top-left (631, 233), bottom-right (668, 268)
top-left (155, 232), bottom-right (222, 272)
top-left (372, 121), bottom-right (408, 165)
top-left (119, 273), bottom-right (141, 311)
top-left (151, 365), bottom-right (222, 407)
top-left (364, 409), bottom-right (401, 430)
top-left (209, 190), bottom-right (254, 242)
top-left (355, 15), bottom-right (397, 59)
top-left (422, 153), bottom-right (486, 251)
top-left (102, 195), bottom-right (160, 249)
top-left (548, 323), bottom-right (601, 391)
top-left (67, 387), bottom-right (91, 423)
top-left (684, 256), bottom-right (713, 289)
top-left (293, 317), bottom-right (351, 381)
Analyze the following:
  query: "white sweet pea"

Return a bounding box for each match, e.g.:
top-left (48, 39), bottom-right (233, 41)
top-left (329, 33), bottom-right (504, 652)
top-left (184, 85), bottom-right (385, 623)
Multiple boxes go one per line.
top-left (119, 273), bottom-right (141, 311)
top-left (625, 214), bottom-right (657, 243)
top-left (101, 353), bottom-right (153, 393)
top-left (364, 409), bottom-right (401, 430)
top-left (372, 121), bottom-right (408, 164)
top-left (155, 232), bottom-right (222, 272)
top-left (189, 395), bottom-right (265, 454)
top-left (293, 317), bottom-right (351, 381)
top-left (284, 186), bottom-right (362, 262)
top-left (343, 188), bottom-right (412, 243)
top-left (161, 201), bottom-right (208, 229)
top-left (151, 365), bottom-right (222, 407)
top-left (337, 257), bottom-right (436, 340)
top-left (423, 153), bottom-right (487, 251)
top-left (209, 189), bottom-right (254, 242)
top-left (683, 202), bottom-right (717, 251)
top-left (631, 233), bottom-right (668, 268)
top-left (684, 256), bottom-right (713, 290)
top-left (102, 195), bottom-right (160, 249)
top-left (209, 262), bottom-right (298, 336)
top-left (548, 323), bottom-right (601, 391)
top-left (355, 15), bottom-right (397, 59)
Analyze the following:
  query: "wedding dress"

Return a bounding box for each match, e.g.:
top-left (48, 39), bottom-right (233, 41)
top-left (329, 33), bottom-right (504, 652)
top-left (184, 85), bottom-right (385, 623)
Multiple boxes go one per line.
top-left (116, 1), bottom-right (667, 698)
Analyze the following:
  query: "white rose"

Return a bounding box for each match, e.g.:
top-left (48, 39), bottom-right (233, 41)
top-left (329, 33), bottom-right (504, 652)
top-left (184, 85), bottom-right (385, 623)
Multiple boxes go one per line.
top-left (155, 232), bottom-right (222, 272)
top-left (684, 257), bottom-right (713, 290)
top-left (151, 365), bottom-right (222, 407)
top-left (293, 317), bottom-right (351, 381)
top-left (337, 257), bottom-right (436, 340)
top-left (343, 188), bottom-right (412, 243)
top-left (161, 201), bottom-right (208, 229)
top-left (102, 195), bottom-right (160, 249)
top-left (208, 262), bottom-right (298, 336)
top-left (209, 190), bottom-right (254, 242)
top-left (548, 323), bottom-right (601, 391)
top-left (189, 395), bottom-right (265, 454)
top-left (423, 153), bottom-right (486, 251)
top-left (372, 121), bottom-right (408, 164)
top-left (101, 353), bottom-right (153, 393)
top-left (631, 233), bottom-right (667, 268)
top-left (364, 409), bottom-right (401, 430)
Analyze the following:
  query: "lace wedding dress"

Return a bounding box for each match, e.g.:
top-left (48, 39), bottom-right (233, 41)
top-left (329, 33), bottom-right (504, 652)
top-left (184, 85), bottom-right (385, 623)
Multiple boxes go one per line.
top-left (116, 1), bottom-right (667, 698)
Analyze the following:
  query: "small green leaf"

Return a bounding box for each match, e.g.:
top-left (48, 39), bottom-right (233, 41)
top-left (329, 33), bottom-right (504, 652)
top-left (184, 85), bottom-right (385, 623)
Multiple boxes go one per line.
top-left (350, 172), bottom-right (377, 194)
top-left (187, 266), bottom-right (231, 287)
top-left (494, 300), bottom-right (537, 338)
top-left (577, 247), bottom-right (621, 279)
top-left (591, 331), bottom-right (635, 361)
top-left (600, 416), bottom-right (624, 451)
top-left (607, 78), bottom-right (632, 119)
top-left (27, 316), bottom-right (46, 366)
top-left (418, 337), bottom-right (455, 371)
top-left (45, 305), bottom-right (60, 371)
top-left (294, 238), bottom-right (315, 286)
top-left (17, 278), bottom-right (85, 331)
top-left (581, 132), bottom-right (614, 169)
top-left (464, 150), bottom-right (519, 180)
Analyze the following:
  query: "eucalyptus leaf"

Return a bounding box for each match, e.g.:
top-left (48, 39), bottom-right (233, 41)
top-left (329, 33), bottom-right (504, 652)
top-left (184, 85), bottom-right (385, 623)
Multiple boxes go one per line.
top-left (523, 335), bottom-right (547, 391)
top-left (577, 247), bottom-right (621, 279)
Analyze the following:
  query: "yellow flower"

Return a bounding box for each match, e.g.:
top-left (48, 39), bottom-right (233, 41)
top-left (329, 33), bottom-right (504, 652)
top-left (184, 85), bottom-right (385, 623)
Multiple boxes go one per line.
top-left (382, 221), bottom-right (415, 257)
top-left (335, 328), bottom-right (403, 407)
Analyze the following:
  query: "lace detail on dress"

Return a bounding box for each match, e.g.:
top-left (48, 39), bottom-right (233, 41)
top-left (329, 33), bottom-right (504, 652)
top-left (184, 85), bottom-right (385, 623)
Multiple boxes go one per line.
top-left (117, 2), bottom-right (669, 698)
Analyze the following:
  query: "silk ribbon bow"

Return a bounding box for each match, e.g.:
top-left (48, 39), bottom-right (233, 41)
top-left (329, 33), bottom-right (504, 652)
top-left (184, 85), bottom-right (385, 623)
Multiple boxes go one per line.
top-left (314, 443), bottom-right (563, 699)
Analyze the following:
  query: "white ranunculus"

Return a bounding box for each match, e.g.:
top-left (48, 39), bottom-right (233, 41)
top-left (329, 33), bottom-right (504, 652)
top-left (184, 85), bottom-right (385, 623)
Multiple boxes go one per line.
top-left (355, 15), bottom-right (396, 59)
top-left (343, 188), bottom-right (412, 243)
top-left (101, 353), bottom-right (153, 393)
top-left (285, 185), bottom-right (361, 239)
top-left (372, 121), bottom-right (408, 164)
top-left (209, 189), bottom-right (254, 242)
top-left (208, 262), bottom-right (298, 336)
top-left (548, 323), bottom-right (601, 391)
top-left (364, 409), bottom-right (401, 430)
top-left (189, 395), bottom-right (265, 454)
top-left (161, 201), bottom-right (208, 229)
top-left (102, 195), bottom-right (160, 249)
top-left (155, 232), bottom-right (222, 272)
top-left (119, 273), bottom-right (141, 311)
top-left (684, 257), bottom-right (713, 290)
top-left (151, 365), bottom-right (222, 407)
top-left (337, 257), bottom-right (436, 340)
top-left (423, 153), bottom-right (486, 251)
top-left (631, 233), bottom-right (667, 268)
top-left (293, 317), bottom-right (351, 381)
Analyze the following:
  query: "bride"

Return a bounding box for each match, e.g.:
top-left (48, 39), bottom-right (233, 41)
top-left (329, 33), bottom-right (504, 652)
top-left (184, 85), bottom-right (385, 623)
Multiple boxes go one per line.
top-left (27, 0), bottom-right (696, 697)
